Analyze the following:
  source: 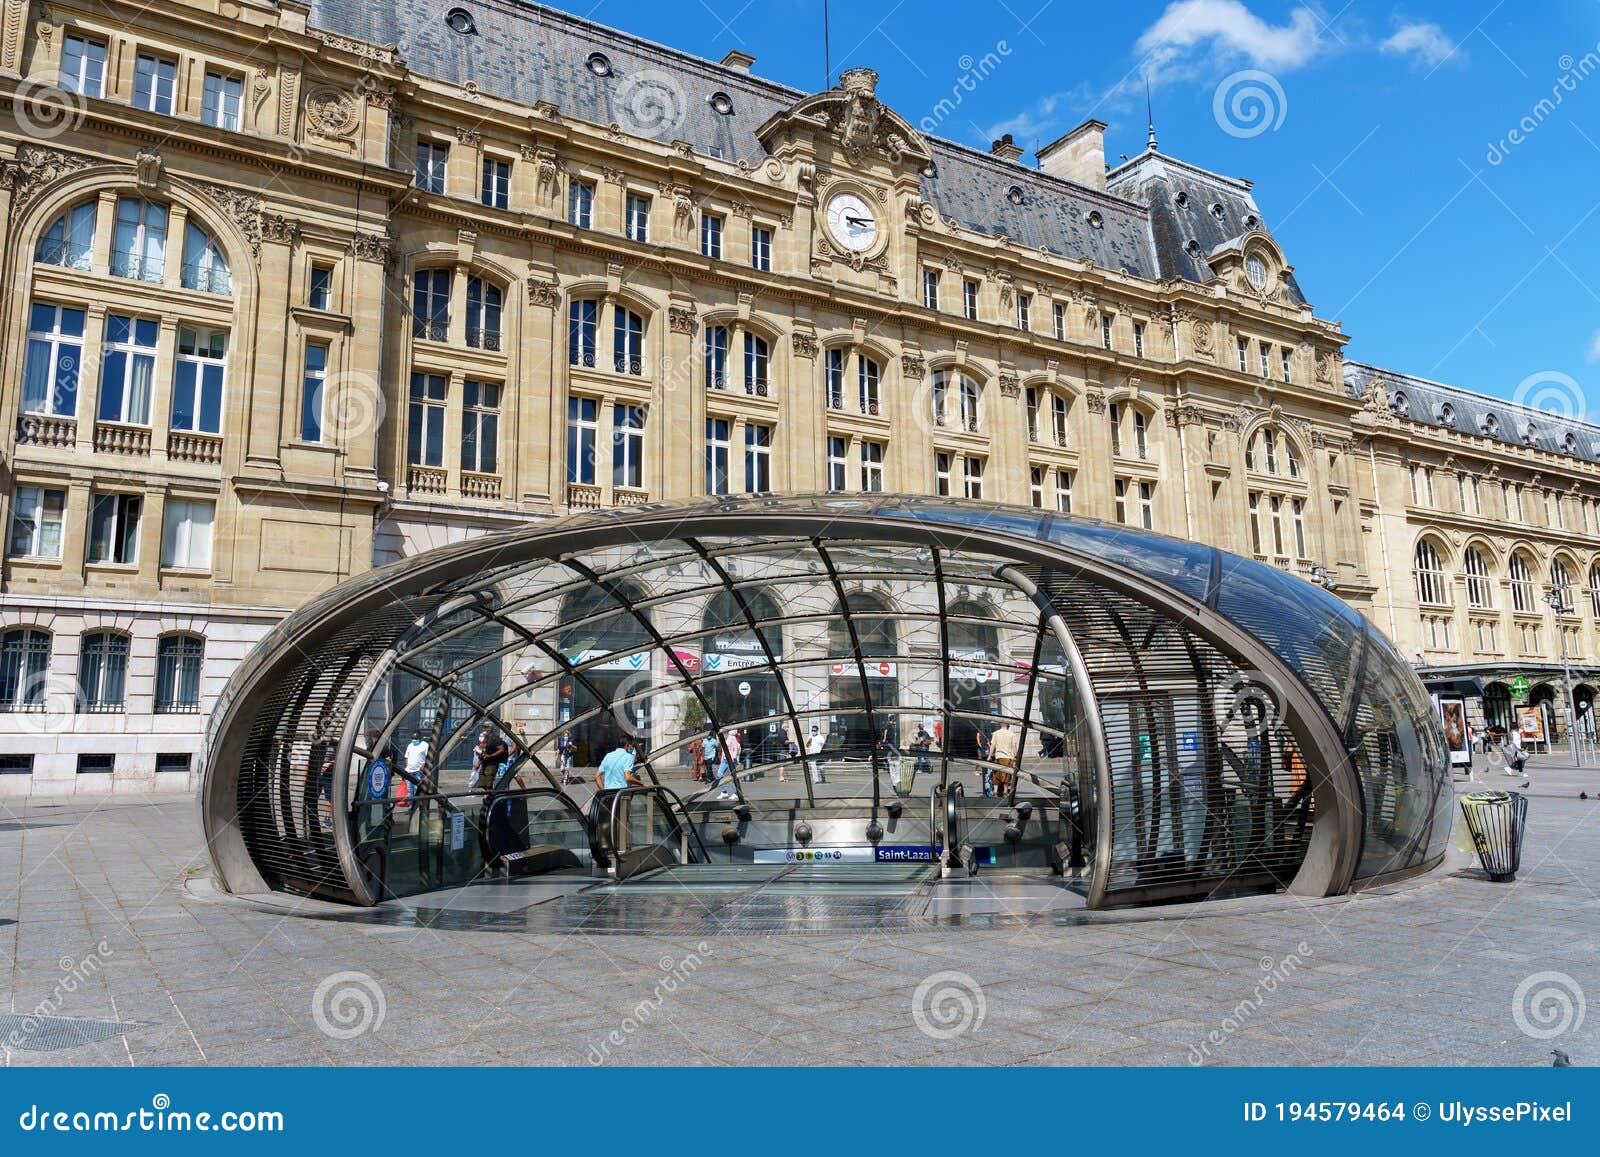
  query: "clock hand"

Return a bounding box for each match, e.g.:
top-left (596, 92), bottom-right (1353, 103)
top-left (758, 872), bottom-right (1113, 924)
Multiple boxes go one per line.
top-left (844, 214), bottom-right (873, 226)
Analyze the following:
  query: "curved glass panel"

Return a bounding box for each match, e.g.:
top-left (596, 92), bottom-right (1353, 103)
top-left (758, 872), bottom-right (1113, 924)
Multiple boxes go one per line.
top-left (1041, 515), bottom-right (1216, 602)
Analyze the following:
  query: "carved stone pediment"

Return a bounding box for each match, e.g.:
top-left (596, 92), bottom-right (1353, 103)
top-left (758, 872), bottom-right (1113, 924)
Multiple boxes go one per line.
top-left (754, 67), bottom-right (933, 170)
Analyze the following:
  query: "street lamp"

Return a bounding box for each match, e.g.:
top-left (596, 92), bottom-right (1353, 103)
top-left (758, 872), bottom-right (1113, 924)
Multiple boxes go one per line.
top-left (1307, 563), bottom-right (1337, 592)
top-left (1544, 582), bottom-right (1584, 766)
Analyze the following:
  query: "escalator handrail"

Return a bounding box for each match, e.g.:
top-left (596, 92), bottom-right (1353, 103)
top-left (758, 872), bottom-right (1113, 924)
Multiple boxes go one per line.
top-left (605, 785), bottom-right (711, 868)
top-left (946, 781), bottom-right (964, 862)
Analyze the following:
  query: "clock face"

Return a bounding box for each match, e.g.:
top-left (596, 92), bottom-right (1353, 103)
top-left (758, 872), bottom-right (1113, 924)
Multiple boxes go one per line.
top-left (826, 192), bottom-right (878, 253)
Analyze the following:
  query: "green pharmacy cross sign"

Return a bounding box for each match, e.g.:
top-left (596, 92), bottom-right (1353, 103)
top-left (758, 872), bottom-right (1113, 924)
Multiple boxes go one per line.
top-left (1510, 675), bottom-right (1531, 700)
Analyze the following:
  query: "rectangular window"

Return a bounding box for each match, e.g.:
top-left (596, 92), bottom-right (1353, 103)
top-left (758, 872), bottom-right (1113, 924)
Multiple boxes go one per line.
top-left (1016, 292), bottom-right (1032, 331)
top-left (1248, 492), bottom-right (1263, 554)
top-left (1259, 344), bottom-right (1271, 378)
top-left (567, 396), bottom-right (598, 485)
top-left (111, 196), bottom-right (167, 282)
top-left (567, 299), bottom-right (598, 367)
top-left (827, 437), bottom-right (848, 492)
top-left (963, 279), bottom-right (979, 320)
top-left (625, 193), bottom-right (651, 242)
top-left (568, 180), bottom-right (594, 228)
top-left (309, 264), bottom-right (333, 311)
top-left (1115, 478), bottom-right (1128, 525)
top-left (1133, 321), bottom-right (1145, 359)
top-left (705, 325), bottom-right (729, 390)
top-left (161, 498), bottom-right (214, 570)
top-left (962, 456), bottom-right (984, 500)
top-left (86, 493), bottom-right (141, 565)
top-left (415, 140), bottom-right (448, 194)
top-left (1237, 336), bottom-right (1249, 373)
top-left (133, 53), bottom-right (176, 115)
top-left (1108, 402), bottom-right (1123, 457)
top-left (744, 423), bottom-right (773, 494)
top-left (1053, 301), bottom-right (1066, 341)
top-left (406, 372), bottom-right (447, 467)
top-left (1055, 469), bottom-right (1074, 514)
top-left (858, 357), bottom-right (880, 415)
top-left (466, 277), bottom-right (502, 350)
top-left (412, 268), bottom-right (451, 341)
top-left (612, 403), bottom-right (646, 490)
top-left (1101, 313), bottom-right (1113, 350)
top-left (613, 308), bottom-right (644, 374)
top-left (923, 269), bottom-right (940, 310)
top-left (60, 35), bottom-right (107, 98)
top-left (1132, 409), bottom-right (1148, 459)
top-left (935, 452), bottom-right (952, 498)
top-left (701, 213), bottom-right (724, 259)
top-left (1281, 348), bottom-right (1292, 382)
top-left (9, 486), bottom-right (66, 559)
top-left (300, 341), bottom-right (328, 442)
top-left (1052, 394), bottom-right (1070, 447)
top-left (478, 155), bottom-right (510, 210)
top-left (1291, 497), bottom-right (1307, 559)
top-left (1138, 481), bottom-right (1155, 529)
top-left (0, 756), bottom-right (34, 775)
top-left (751, 226), bottom-right (773, 272)
top-left (171, 325), bottom-right (227, 435)
top-left (743, 333), bottom-right (769, 396)
top-left (706, 418), bottom-right (730, 495)
top-left (1025, 388), bottom-right (1040, 442)
top-left (860, 440), bottom-right (885, 492)
top-left (98, 314), bottom-right (158, 425)
top-left (77, 754), bottom-right (114, 775)
top-left (462, 380), bottom-right (501, 475)
top-left (201, 71), bottom-right (242, 130)
top-left (824, 348), bottom-right (844, 410)
top-left (1030, 466), bottom-right (1044, 509)
top-left (22, 302), bottom-right (84, 417)
top-left (156, 753), bottom-right (192, 774)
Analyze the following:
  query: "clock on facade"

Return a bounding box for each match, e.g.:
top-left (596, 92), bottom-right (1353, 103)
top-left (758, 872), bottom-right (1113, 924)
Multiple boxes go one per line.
top-left (825, 192), bottom-right (878, 253)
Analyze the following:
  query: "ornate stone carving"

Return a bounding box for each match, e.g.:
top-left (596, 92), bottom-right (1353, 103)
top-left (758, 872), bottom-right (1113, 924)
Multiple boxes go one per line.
top-left (532, 100), bottom-right (561, 121)
top-left (791, 332), bottom-right (818, 359)
top-left (661, 181), bottom-right (695, 237)
top-left (350, 231), bottom-right (395, 265)
top-left (521, 146), bottom-right (558, 202)
top-left (601, 166), bottom-right (624, 184)
top-left (998, 374), bottom-right (1021, 399)
top-left (1316, 351), bottom-right (1340, 385)
top-left (526, 275), bottom-right (560, 309)
top-left (134, 145), bottom-right (162, 188)
top-left (731, 199), bottom-right (754, 219)
top-left (1085, 391), bottom-right (1107, 415)
top-left (9, 146), bottom-right (94, 213)
top-left (195, 181), bottom-right (262, 258)
top-left (1172, 404), bottom-right (1205, 428)
top-left (901, 353), bottom-right (926, 380)
top-left (260, 213), bottom-right (299, 245)
top-left (308, 30), bottom-right (400, 64)
top-left (277, 68), bottom-right (301, 137)
top-left (668, 305), bottom-right (698, 335)
top-left (833, 68), bottom-right (884, 164)
top-left (454, 125), bottom-right (482, 146)
top-left (304, 86), bottom-right (360, 140)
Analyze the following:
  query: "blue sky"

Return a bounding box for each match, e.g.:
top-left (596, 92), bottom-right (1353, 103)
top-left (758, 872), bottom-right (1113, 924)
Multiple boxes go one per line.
top-left (567, 0), bottom-right (1600, 413)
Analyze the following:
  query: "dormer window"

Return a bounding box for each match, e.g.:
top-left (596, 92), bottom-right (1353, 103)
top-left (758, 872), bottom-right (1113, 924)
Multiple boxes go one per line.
top-left (586, 52), bottom-right (613, 77)
top-left (1245, 255), bottom-right (1267, 290)
top-left (1391, 391), bottom-right (1410, 417)
top-left (1086, 210), bottom-right (1103, 229)
top-left (1005, 184), bottom-right (1025, 206)
top-left (1565, 432), bottom-right (1579, 454)
top-left (1174, 191), bottom-right (1188, 207)
top-left (1244, 214), bottom-right (1259, 229)
top-left (1210, 202), bottom-right (1225, 220)
top-left (445, 7), bottom-right (477, 34)
top-left (1481, 412), bottom-right (1500, 436)
top-left (1524, 422), bottom-right (1538, 444)
top-left (708, 91), bottom-right (734, 115)
top-left (1438, 402), bottom-right (1456, 425)
top-left (1185, 238), bottom-right (1201, 258)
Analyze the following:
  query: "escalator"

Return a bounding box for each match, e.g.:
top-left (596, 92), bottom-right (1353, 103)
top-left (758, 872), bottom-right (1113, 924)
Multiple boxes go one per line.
top-left (587, 785), bottom-right (710, 881)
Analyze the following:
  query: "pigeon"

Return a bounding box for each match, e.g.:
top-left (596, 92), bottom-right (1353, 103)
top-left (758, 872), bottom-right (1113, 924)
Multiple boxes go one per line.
top-left (1581, 792), bottom-right (1589, 800)
top-left (1552, 1049), bottom-right (1571, 1067)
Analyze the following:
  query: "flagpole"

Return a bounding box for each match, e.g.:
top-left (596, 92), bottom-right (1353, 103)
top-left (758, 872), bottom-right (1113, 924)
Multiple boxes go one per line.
top-left (824, 0), bottom-right (831, 88)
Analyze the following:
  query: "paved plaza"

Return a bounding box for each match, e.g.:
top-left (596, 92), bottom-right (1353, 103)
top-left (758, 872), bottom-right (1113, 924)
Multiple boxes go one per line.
top-left (1, 757), bottom-right (1596, 1067)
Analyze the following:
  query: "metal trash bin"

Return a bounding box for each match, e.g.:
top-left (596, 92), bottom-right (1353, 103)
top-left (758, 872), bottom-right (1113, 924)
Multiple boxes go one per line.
top-left (1458, 790), bottom-right (1528, 882)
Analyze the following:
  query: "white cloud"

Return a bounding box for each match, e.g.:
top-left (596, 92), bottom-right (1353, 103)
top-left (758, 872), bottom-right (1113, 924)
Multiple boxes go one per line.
top-left (1135, 0), bottom-right (1325, 80)
top-left (1588, 331), bottom-right (1600, 363)
top-left (1380, 21), bottom-right (1461, 68)
top-left (983, 94), bottom-right (1064, 145)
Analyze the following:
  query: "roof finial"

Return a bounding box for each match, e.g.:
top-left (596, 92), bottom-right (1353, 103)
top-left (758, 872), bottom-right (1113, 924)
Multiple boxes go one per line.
top-left (1145, 76), bottom-right (1159, 152)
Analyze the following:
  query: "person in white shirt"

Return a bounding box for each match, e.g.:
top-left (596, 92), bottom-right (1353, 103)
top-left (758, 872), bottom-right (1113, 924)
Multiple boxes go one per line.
top-left (806, 725), bottom-right (827, 784)
top-left (404, 730), bottom-right (429, 788)
top-left (717, 730), bottom-right (743, 800)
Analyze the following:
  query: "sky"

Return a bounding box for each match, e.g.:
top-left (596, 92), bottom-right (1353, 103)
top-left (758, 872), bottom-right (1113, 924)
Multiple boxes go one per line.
top-left (559, 0), bottom-right (1600, 417)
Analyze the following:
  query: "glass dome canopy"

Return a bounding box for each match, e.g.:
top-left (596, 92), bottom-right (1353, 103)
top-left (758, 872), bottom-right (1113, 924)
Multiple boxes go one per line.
top-left (201, 495), bottom-right (1450, 910)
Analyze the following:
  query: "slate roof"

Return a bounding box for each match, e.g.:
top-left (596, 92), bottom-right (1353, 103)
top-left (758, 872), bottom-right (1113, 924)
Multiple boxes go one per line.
top-left (1345, 361), bottom-right (1600, 464)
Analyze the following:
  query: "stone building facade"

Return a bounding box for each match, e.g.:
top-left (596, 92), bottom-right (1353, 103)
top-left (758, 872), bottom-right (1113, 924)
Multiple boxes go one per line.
top-left (0, 0), bottom-right (1594, 793)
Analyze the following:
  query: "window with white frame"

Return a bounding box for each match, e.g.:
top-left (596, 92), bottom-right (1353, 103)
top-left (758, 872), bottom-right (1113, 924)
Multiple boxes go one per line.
top-left (860, 440), bottom-right (885, 492)
top-left (963, 279), bottom-right (978, 320)
top-left (133, 53), bottom-right (176, 114)
top-left (407, 372), bottom-right (447, 467)
top-left (1016, 292), bottom-right (1031, 330)
top-left (77, 631), bottom-right (129, 711)
top-left (98, 314), bottom-right (157, 425)
top-left (154, 634), bottom-right (203, 713)
top-left (567, 396), bottom-right (599, 485)
top-left (1464, 548), bottom-right (1494, 609)
top-left (613, 308), bottom-right (645, 375)
top-left (35, 201), bottom-right (95, 270)
top-left (1280, 348), bottom-right (1292, 382)
top-left (415, 140), bottom-right (448, 193)
top-left (624, 193), bottom-right (651, 242)
top-left (1258, 343), bottom-right (1271, 378)
top-left (1101, 313), bottom-right (1113, 350)
top-left (701, 213), bottom-right (723, 259)
top-left (934, 451), bottom-right (952, 497)
top-left (21, 302), bottom-right (84, 417)
top-left (181, 221), bottom-right (231, 294)
top-left (923, 269), bottom-right (940, 310)
top-left (743, 332), bottom-right (769, 396)
top-left (827, 437), bottom-right (847, 492)
top-left (466, 277), bottom-right (502, 351)
top-left (111, 196), bottom-right (166, 282)
top-left (1409, 464), bottom-right (1435, 505)
top-left (1029, 466), bottom-right (1044, 509)
top-left (568, 179), bottom-right (594, 228)
top-left (1414, 540), bottom-right (1449, 606)
top-left (705, 325), bottom-right (729, 390)
top-left (0, 629), bottom-right (51, 712)
top-left (161, 498), bottom-right (214, 570)
top-left (613, 403), bottom-right (646, 490)
top-left (1051, 393), bottom-right (1069, 447)
top-left (1589, 564), bottom-right (1600, 619)
top-left (744, 423), bottom-right (773, 493)
top-left (8, 486), bottom-right (65, 559)
top-left (1025, 388), bottom-right (1041, 442)
top-left (462, 380), bottom-right (500, 474)
top-left (1131, 409), bottom-right (1148, 459)
top-left (300, 341), bottom-right (328, 442)
top-left (705, 418), bottom-right (731, 495)
top-left (86, 493), bottom-right (141, 565)
top-left (858, 355), bottom-right (880, 415)
top-left (961, 455), bottom-right (984, 500)
top-left (1108, 402), bottom-right (1123, 456)
top-left (171, 326), bottom-right (226, 435)
top-left (824, 348), bottom-right (844, 409)
top-left (60, 35), bottom-right (107, 98)
top-left (1053, 301), bottom-right (1066, 341)
top-left (1236, 336), bottom-right (1249, 373)
top-left (309, 264), bottom-right (333, 311)
top-left (1055, 469), bottom-right (1074, 513)
top-left (750, 226), bottom-right (773, 272)
top-left (481, 156), bottom-right (510, 209)
top-left (567, 298), bottom-right (599, 367)
top-left (1133, 321), bottom-right (1145, 358)
top-left (201, 71), bottom-right (242, 130)
top-left (1509, 552), bottom-right (1536, 613)
top-left (412, 268), bottom-right (451, 341)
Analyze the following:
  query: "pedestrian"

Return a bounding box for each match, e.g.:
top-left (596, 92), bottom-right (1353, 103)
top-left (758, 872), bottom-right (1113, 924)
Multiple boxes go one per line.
top-left (595, 736), bottom-right (645, 791)
top-left (400, 728), bottom-right (428, 807)
top-left (806, 723), bottom-right (827, 784)
top-left (480, 727), bottom-right (513, 791)
top-left (1505, 725), bottom-right (1527, 777)
top-left (716, 730), bottom-right (743, 800)
top-left (781, 721), bottom-right (798, 783)
top-left (699, 732), bottom-right (718, 784)
top-left (468, 728), bottom-right (490, 791)
top-left (989, 721), bottom-right (1019, 797)
top-left (555, 730), bottom-right (576, 782)
top-left (912, 724), bottom-right (933, 776)
top-left (974, 725), bottom-right (993, 796)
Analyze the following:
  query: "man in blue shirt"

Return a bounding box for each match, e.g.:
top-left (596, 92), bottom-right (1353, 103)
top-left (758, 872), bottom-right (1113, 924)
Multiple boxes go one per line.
top-left (595, 737), bottom-right (645, 791)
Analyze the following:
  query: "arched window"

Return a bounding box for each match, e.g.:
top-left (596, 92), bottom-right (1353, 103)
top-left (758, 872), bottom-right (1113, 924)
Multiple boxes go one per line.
top-left (155, 633), bottom-right (204, 713)
top-left (78, 631), bottom-right (129, 712)
top-left (111, 196), bottom-right (167, 283)
top-left (0, 628), bottom-right (51, 712)
top-left (858, 355), bottom-right (880, 415)
top-left (958, 376), bottom-right (980, 432)
top-left (1551, 559), bottom-right (1575, 612)
top-left (1246, 427), bottom-right (1302, 477)
top-left (614, 307), bottom-right (645, 376)
top-left (742, 332), bottom-right (769, 395)
top-left (1589, 564), bottom-right (1600, 619)
top-left (828, 592), bottom-right (897, 657)
top-left (567, 297), bottom-right (599, 366)
top-left (181, 220), bottom-right (231, 294)
top-left (1464, 548), bottom-right (1494, 610)
top-left (1509, 552), bottom-right (1536, 613)
top-left (932, 371), bottom-right (980, 432)
top-left (36, 201), bottom-right (96, 270)
top-left (466, 277), bottom-right (502, 350)
top-left (1414, 540), bottom-right (1449, 607)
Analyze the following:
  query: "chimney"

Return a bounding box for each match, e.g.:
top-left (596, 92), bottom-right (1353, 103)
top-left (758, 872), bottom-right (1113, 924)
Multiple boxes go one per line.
top-left (720, 50), bottom-right (756, 74)
top-left (1036, 119), bottom-right (1106, 190)
top-left (989, 133), bottom-right (1024, 162)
